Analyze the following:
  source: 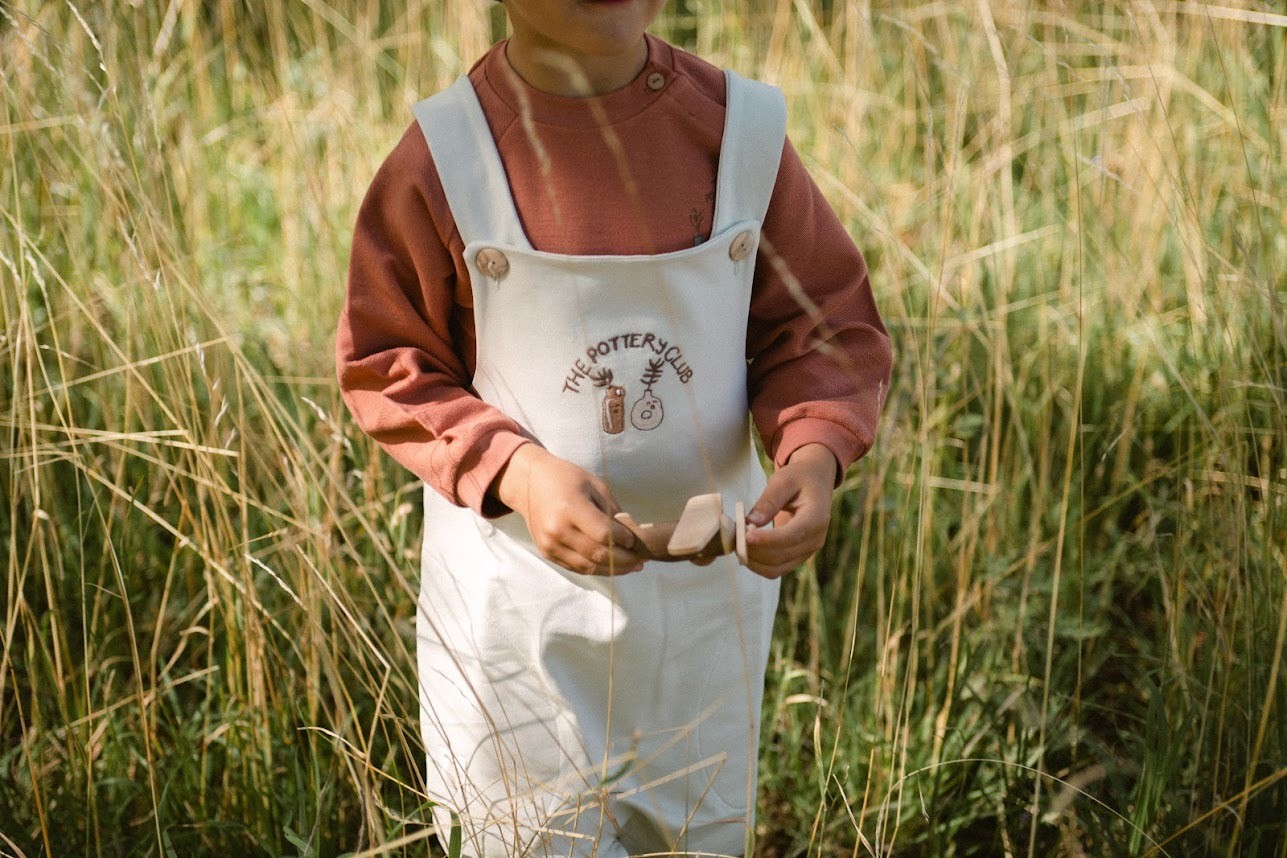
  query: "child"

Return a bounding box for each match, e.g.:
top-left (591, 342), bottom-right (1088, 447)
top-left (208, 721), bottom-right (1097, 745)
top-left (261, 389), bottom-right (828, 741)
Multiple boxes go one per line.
top-left (336, 1), bottom-right (891, 854)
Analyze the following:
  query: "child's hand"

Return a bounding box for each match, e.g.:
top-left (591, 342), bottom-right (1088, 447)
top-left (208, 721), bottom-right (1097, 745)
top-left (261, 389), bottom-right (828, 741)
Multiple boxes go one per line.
top-left (492, 445), bottom-right (645, 576)
top-left (744, 443), bottom-right (838, 579)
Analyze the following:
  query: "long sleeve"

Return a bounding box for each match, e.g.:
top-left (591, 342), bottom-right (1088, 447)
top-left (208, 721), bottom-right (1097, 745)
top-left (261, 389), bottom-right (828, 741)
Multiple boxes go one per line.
top-left (747, 138), bottom-right (892, 475)
top-left (336, 123), bottom-right (530, 517)
top-left (337, 36), bottom-right (891, 514)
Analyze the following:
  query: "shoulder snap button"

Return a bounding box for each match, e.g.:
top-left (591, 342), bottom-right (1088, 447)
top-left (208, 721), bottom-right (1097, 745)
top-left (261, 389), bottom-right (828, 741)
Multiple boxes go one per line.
top-left (729, 230), bottom-right (755, 262)
top-left (646, 72), bottom-right (666, 91)
top-left (475, 247), bottom-right (509, 279)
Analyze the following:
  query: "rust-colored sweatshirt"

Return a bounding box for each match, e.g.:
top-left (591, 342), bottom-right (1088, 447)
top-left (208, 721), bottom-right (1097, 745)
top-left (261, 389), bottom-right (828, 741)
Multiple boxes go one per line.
top-left (336, 35), bottom-right (892, 517)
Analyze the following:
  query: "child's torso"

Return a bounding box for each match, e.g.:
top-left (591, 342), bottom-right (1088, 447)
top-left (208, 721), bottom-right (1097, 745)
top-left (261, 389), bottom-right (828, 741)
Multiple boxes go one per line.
top-left (413, 60), bottom-right (785, 521)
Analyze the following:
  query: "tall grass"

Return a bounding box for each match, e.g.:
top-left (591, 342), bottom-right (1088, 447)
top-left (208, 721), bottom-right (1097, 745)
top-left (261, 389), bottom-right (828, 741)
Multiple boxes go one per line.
top-left (1, 1), bottom-right (1283, 855)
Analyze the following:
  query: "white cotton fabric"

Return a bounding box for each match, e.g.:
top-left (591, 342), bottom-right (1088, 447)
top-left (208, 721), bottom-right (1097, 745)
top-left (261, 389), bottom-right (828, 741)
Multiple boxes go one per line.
top-left (413, 70), bottom-right (786, 857)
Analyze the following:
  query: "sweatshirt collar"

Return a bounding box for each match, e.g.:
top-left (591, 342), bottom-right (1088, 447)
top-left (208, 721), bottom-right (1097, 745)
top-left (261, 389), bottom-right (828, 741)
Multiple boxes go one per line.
top-left (479, 34), bottom-right (677, 128)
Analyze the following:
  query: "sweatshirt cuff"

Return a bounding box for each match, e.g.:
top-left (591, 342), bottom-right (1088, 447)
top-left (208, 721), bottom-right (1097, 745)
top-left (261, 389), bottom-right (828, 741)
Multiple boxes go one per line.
top-left (459, 432), bottom-right (534, 519)
top-left (771, 417), bottom-right (871, 486)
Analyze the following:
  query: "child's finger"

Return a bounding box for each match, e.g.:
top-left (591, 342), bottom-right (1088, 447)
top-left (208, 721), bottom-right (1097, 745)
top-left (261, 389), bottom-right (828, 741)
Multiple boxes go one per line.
top-left (745, 532), bottom-right (810, 570)
top-left (746, 508), bottom-right (823, 546)
top-left (579, 480), bottom-right (639, 552)
top-left (556, 538), bottom-right (644, 576)
top-left (576, 506), bottom-right (639, 554)
top-left (747, 472), bottom-right (800, 527)
top-left (743, 534), bottom-right (805, 577)
top-left (744, 502), bottom-right (830, 576)
top-left (746, 558), bottom-right (800, 579)
top-left (553, 503), bottom-right (644, 575)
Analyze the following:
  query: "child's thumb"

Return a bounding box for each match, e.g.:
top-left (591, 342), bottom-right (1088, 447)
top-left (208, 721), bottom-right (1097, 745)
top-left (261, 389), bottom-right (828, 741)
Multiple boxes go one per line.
top-left (747, 474), bottom-right (796, 527)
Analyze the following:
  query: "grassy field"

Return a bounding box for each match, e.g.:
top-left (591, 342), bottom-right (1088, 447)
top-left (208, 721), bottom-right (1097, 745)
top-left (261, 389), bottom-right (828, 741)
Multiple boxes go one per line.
top-left (2, 1), bottom-right (1284, 855)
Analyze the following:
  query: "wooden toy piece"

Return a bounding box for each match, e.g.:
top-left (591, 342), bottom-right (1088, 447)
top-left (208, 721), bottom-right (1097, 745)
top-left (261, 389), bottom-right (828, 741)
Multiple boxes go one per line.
top-left (734, 501), bottom-right (748, 565)
top-left (613, 492), bottom-right (739, 563)
top-left (667, 493), bottom-right (726, 555)
top-left (718, 510), bottom-right (735, 555)
top-left (612, 511), bottom-right (674, 558)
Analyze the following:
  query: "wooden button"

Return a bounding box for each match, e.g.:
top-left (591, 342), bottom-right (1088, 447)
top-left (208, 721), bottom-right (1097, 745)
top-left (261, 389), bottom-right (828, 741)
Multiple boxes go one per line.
top-left (475, 247), bottom-right (509, 279)
top-left (646, 72), bottom-right (666, 91)
top-left (729, 230), bottom-right (755, 262)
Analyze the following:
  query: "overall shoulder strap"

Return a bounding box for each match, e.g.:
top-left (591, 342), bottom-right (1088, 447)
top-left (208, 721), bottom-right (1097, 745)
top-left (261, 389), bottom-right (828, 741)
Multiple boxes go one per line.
top-left (411, 77), bottom-right (530, 248)
top-left (712, 70), bottom-right (788, 234)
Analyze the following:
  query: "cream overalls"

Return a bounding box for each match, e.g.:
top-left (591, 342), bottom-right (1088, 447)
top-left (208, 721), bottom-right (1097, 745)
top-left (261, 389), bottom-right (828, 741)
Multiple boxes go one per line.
top-left (413, 70), bottom-right (786, 857)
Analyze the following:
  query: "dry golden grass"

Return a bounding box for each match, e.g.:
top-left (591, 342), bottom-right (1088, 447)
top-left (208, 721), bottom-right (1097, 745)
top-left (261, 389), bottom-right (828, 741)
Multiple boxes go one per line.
top-left (1, 1), bottom-right (1283, 855)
